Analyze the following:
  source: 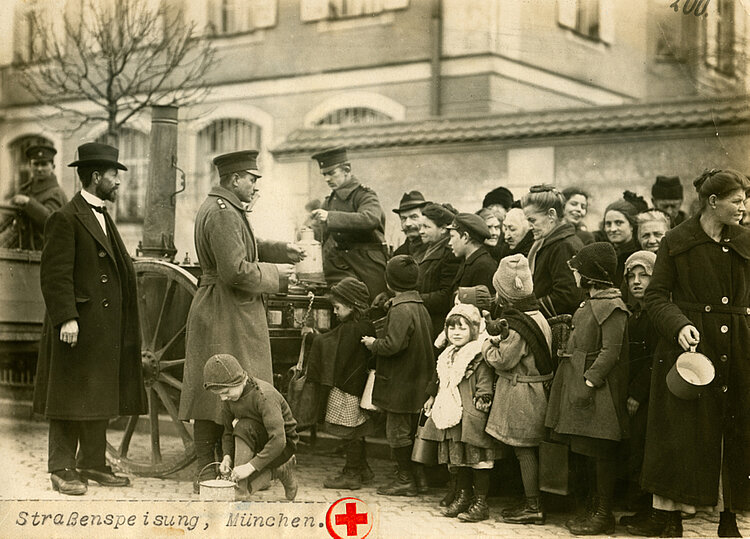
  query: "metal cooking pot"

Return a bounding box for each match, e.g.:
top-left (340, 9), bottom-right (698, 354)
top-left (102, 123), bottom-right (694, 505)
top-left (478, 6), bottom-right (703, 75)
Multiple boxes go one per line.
top-left (666, 346), bottom-right (715, 400)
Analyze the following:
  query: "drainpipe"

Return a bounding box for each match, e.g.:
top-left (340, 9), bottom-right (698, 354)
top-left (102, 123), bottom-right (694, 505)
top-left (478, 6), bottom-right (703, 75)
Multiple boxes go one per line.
top-left (430, 0), bottom-right (442, 117)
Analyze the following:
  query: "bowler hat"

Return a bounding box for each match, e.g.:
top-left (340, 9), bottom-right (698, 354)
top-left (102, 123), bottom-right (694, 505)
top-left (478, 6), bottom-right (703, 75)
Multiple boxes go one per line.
top-left (311, 147), bottom-right (349, 174)
top-left (447, 213), bottom-right (491, 242)
top-left (68, 142), bottom-right (128, 171)
top-left (652, 175), bottom-right (683, 200)
top-left (26, 144), bottom-right (57, 162)
top-left (393, 191), bottom-right (429, 214)
top-left (213, 150), bottom-right (261, 177)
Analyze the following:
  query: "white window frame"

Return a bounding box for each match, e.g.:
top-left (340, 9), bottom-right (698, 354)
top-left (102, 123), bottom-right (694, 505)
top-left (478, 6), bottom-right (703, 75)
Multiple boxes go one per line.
top-left (557, 0), bottom-right (614, 44)
top-left (301, 0), bottom-right (408, 22)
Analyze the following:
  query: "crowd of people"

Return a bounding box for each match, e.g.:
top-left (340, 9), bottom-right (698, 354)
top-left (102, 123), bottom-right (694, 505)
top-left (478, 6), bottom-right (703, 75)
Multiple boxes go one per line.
top-left (26, 141), bottom-right (748, 539)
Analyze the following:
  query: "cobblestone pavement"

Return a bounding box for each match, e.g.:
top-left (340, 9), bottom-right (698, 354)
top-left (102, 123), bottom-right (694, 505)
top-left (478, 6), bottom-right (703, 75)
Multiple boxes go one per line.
top-left (0, 417), bottom-right (742, 538)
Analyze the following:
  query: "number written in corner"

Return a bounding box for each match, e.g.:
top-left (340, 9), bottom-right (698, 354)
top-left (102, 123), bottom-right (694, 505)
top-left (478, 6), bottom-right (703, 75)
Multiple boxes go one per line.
top-left (669, 0), bottom-right (710, 17)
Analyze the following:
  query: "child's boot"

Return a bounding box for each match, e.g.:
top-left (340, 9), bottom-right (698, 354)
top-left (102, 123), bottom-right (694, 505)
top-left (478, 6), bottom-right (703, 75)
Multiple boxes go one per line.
top-left (413, 463), bottom-right (429, 494)
top-left (376, 446), bottom-right (417, 497)
top-left (273, 455), bottom-right (298, 501)
top-left (358, 440), bottom-right (375, 484)
top-left (502, 496), bottom-right (545, 525)
top-left (457, 494), bottom-right (489, 522)
top-left (567, 495), bottom-right (615, 536)
top-left (718, 511), bottom-right (741, 538)
top-left (441, 469), bottom-right (473, 517)
top-left (324, 440), bottom-right (362, 490)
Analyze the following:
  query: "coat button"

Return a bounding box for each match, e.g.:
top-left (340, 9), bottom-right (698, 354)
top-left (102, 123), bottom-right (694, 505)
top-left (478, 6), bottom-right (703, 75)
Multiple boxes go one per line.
top-left (98, 250), bottom-right (106, 258)
top-left (720, 354), bottom-right (728, 362)
top-left (723, 238), bottom-right (730, 242)
top-left (722, 246), bottom-right (729, 253)
top-left (100, 274), bottom-right (109, 283)
top-left (721, 325), bottom-right (728, 333)
top-left (705, 305), bottom-right (712, 312)
top-left (102, 299), bottom-right (109, 308)
top-left (721, 296), bottom-right (729, 304)
top-left (721, 385), bottom-right (728, 392)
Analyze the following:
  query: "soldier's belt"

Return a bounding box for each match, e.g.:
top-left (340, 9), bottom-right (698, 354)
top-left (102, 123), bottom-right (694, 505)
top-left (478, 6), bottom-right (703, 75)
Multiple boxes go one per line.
top-left (198, 274), bottom-right (217, 287)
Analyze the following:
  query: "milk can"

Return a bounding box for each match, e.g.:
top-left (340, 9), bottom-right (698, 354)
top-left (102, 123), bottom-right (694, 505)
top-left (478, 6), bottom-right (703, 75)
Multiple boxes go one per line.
top-left (295, 227), bottom-right (325, 283)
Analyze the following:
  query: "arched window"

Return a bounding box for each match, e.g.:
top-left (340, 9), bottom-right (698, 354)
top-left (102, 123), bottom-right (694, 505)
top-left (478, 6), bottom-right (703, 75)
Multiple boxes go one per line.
top-left (314, 107), bottom-right (393, 126)
top-left (96, 128), bottom-right (150, 222)
top-left (7, 134), bottom-right (54, 197)
top-left (194, 118), bottom-right (262, 203)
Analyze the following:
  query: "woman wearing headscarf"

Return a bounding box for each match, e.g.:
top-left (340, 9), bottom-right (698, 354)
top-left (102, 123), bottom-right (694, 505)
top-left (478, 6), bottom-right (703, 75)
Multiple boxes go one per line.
top-left (631, 170), bottom-right (750, 538)
top-left (522, 185), bottom-right (584, 318)
top-left (417, 203), bottom-right (461, 337)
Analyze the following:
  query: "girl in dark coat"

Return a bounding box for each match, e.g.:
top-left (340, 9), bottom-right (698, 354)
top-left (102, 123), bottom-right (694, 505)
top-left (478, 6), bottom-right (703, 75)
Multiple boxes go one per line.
top-left (633, 170), bottom-right (750, 538)
top-left (599, 191), bottom-right (648, 287)
top-left (313, 278), bottom-right (377, 490)
top-left (522, 185), bottom-right (584, 317)
top-left (544, 242), bottom-right (629, 536)
top-left (416, 203), bottom-right (461, 337)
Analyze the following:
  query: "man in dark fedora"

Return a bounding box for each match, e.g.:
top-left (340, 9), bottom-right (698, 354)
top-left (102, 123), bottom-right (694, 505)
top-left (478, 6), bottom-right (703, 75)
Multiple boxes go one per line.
top-left (178, 150), bottom-right (305, 492)
top-left (33, 142), bottom-right (147, 495)
top-left (4, 144), bottom-right (67, 250)
top-left (447, 213), bottom-right (497, 295)
top-left (393, 191), bottom-right (430, 262)
top-left (651, 175), bottom-right (686, 227)
top-left (310, 147), bottom-right (387, 301)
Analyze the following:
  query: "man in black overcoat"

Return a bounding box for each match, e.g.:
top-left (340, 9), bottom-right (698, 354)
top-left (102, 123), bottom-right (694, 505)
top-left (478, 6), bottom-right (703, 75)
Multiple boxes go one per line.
top-left (33, 142), bottom-right (146, 495)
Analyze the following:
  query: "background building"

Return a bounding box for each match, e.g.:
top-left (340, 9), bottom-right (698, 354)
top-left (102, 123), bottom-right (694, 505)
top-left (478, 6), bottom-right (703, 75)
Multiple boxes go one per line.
top-left (0, 0), bottom-right (748, 257)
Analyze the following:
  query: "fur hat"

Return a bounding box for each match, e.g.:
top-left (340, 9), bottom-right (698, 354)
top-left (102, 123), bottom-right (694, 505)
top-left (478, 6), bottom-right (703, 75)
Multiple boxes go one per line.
top-left (624, 250), bottom-right (657, 277)
top-left (330, 277), bottom-right (370, 310)
top-left (445, 303), bottom-right (482, 330)
top-left (386, 255), bottom-right (419, 292)
top-left (493, 254), bottom-right (534, 301)
top-left (456, 285), bottom-right (493, 312)
top-left (203, 354), bottom-right (248, 390)
top-left (482, 186), bottom-right (514, 210)
top-left (652, 175), bottom-right (683, 200)
top-left (568, 242), bottom-right (618, 287)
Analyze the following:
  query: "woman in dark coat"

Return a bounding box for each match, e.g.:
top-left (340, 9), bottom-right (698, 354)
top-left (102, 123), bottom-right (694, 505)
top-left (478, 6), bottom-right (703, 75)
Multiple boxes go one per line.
top-left (599, 192), bottom-right (647, 287)
top-left (522, 185), bottom-right (584, 317)
top-left (416, 203), bottom-right (461, 337)
top-left (633, 170), bottom-right (750, 538)
top-left (562, 186), bottom-right (595, 245)
top-left (498, 207), bottom-right (534, 259)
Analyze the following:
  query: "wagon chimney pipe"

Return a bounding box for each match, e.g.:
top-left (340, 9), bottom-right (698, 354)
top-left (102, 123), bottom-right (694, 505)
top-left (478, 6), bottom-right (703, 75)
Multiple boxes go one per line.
top-left (139, 105), bottom-right (179, 261)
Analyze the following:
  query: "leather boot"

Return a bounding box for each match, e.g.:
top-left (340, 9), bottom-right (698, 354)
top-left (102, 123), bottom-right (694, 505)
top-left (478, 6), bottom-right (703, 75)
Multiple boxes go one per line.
top-left (376, 469), bottom-right (417, 496)
top-left (441, 488), bottom-right (473, 518)
top-left (502, 496), bottom-right (545, 525)
top-left (324, 441), bottom-right (363, 490)
top-left (359, 441), bottom-right (374, 484)
top-left (413, 463), bottom-right (429, 494)
top-left (273, 455), bottom-right (298, 501)
top-left (457, 494), bottom-right (489, 522)
top-left (718, 511), bottom-right (742, 538)
top-left (565, 492), bottom-right (597, 529)
top-left (567, 495), bottom-right (615, 535)
top-left (626, 508), bottom-right (682, 537)
top-left (440, 470), bottom-right (458, 507)
top-left (619, 507), bottom-right (651, 527)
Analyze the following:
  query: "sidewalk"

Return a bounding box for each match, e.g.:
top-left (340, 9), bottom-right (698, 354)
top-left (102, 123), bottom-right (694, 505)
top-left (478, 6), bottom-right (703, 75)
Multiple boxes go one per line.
top-left (0, 417), bottom-right (740, 538)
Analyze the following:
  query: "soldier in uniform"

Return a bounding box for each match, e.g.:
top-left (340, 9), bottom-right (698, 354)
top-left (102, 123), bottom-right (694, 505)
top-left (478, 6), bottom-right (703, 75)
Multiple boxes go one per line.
top-left (310, 147), bottom-right (388, 301)
top-left (178, 150), bottom-right (305, 491)
top-left (4, 144), bottom-right (68, 250)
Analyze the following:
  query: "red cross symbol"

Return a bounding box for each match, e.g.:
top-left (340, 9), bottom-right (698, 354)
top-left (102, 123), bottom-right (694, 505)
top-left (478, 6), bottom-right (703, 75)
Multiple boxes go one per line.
top-left (326, 497), bottom-right (373, 539)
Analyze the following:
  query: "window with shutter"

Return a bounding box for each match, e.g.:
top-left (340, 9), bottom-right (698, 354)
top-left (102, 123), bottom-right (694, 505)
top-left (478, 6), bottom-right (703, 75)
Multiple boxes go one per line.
top-left (207, 0), bottom-right (277, 35)
top-left (705, 0), bottom-right (735, 76)
top-left (557, 0), bottom-right (612, 44)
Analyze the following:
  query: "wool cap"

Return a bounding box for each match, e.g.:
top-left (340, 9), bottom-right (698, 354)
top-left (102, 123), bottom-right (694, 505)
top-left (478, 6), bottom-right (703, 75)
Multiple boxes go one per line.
top-left (213, 150), bottom-right (261, 177)
top-left (624, 250), bottom-right (657, 277)
top-left (68, 142), bottom-right (127, 171)
top-left (26, 144), bottom-right (57, 161)
top-left (652, 175), bottom-right (683, 200)
top-left (393, 191), bottom-right (429, 214)
top-left (311, 146), bottom-right (348, 173)
top-left (421, 203), bottom-right (456, 227)
top-left (482, 186), bottom-right (514, 210)
top-left (493, 254), bottom-right (534, 301)
top-left (456, 285), bottom-right (492, 312)
top-left (445, 303), bottom-right (482, 330)
top-left (568, 242), bottom-right (618, 287)
top-left (447, 213), bottom-right (491, 242)
top-left (386, 254), bottom-right (419, 292)
top-left (330, 277), bottom-right (370, 310)
top-left (203, 354), bottom-right (248, 390)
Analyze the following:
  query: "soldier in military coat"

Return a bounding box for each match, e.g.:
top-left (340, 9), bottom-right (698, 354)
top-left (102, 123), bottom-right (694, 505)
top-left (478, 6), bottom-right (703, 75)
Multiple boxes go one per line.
top-left (178, 150), bottom-right (304, 491)
top-left (310, 147), bottom-right (387, 301)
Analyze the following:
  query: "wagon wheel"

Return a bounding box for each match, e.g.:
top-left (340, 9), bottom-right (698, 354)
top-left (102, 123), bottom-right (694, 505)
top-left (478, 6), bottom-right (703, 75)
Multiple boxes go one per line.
top-left (106, 259), bottom-right (197, 477)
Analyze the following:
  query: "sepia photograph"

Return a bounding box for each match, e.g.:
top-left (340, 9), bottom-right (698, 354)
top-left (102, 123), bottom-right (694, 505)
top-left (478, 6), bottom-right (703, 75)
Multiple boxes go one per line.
top-left (0, 0), bottom-right (748, 537)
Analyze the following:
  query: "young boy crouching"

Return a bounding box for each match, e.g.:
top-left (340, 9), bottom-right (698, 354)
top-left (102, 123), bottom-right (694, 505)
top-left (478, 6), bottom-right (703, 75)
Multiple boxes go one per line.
top-left (202, 353), bottom-right (299, 501)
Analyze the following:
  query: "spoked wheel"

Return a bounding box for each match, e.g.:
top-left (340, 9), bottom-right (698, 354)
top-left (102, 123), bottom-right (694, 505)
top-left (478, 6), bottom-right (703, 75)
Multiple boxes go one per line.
top-left (106, 259), bottom-right (197, 477)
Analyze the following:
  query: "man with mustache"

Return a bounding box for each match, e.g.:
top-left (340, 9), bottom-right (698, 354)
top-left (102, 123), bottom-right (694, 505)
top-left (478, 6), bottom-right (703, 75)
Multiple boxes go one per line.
top-left (393, 191), bottom-right (430, 262)
top-left (34, 142), bottom-right (146, 495)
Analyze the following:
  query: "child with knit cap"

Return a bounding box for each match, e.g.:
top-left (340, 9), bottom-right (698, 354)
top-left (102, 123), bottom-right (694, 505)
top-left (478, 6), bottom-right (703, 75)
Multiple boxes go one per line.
top-left (203, 354), bottom-right (299, 501)
top-left (361, 255), bottom-right (434, 497)
top-left (423, 303), bottom-right (499, 522)
top-left (311, 277), bottom-right (377, 490)
top-left (544, 242), bottom-right (630, 536)
top-left (482, 254), bottom-right (553, 525)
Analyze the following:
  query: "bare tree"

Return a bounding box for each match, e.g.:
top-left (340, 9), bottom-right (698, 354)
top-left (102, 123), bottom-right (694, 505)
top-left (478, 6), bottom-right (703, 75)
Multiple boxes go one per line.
top-left (16, 0), bottom-right (216, 143)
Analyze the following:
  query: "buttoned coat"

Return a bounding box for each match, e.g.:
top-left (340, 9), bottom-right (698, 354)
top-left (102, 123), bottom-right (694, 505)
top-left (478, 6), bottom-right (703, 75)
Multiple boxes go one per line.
top-left (33, 193), bottom-right (146, 419)
top-left (320, 177), bottom-right (387, 300)
top-left (451, 245), bottom-right (497, 296)
top-left (178, 186), bottom-right (290, 423)
top-left (544, 289), bottom-right (629, 442)
top-left (370, 291), bottom-right (435, 413)
top-left (641, 216), bottom-right (750, 509)
top-left (13, 174), bottom-right (68, 250)
top-left (417, 235), bottom-right (461, 337)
